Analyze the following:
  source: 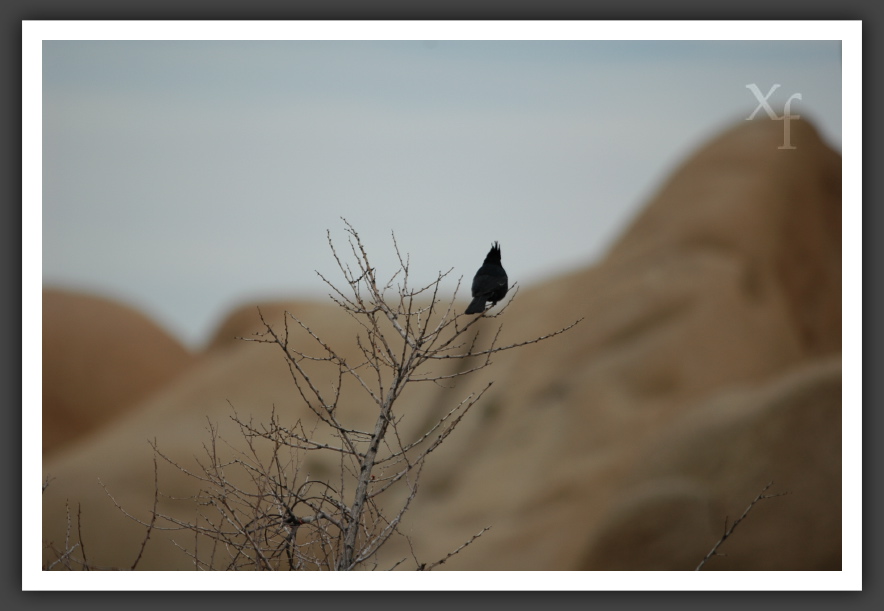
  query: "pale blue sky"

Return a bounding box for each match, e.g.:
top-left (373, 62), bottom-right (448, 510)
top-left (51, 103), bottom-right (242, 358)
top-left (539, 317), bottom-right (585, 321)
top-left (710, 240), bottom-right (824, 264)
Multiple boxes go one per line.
top-left (41, 39), bottom-right (842, 348)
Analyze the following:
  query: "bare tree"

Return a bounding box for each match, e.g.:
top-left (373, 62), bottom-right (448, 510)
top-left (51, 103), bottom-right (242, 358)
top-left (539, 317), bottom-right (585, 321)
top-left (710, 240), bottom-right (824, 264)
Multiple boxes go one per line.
top-left (46, 219), bottom-right (581, 570)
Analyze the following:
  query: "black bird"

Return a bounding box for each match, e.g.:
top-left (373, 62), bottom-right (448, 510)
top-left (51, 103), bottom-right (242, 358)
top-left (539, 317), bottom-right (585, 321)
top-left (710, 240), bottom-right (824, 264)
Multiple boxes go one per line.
top-left (465, 242), bottom-right (508, 315)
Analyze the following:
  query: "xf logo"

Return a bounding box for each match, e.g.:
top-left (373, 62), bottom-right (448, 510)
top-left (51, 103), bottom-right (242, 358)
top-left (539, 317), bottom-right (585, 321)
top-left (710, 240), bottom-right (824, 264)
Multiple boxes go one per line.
top-left (745, 84), bottom-right (802, 150)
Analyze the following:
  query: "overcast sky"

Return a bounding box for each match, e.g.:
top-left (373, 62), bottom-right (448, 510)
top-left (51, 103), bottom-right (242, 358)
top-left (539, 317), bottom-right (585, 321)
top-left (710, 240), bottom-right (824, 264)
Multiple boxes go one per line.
top-left (39, 35), bottom-right (843, 348)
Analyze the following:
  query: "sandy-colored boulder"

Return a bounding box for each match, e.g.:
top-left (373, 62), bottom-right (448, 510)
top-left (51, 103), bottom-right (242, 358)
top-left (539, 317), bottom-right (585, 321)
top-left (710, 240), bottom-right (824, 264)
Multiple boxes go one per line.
top-left (42, 118), bottom-right (841, 571)
top-left (42, 289), bottom-right (196, 457)
top-left (388, 117), bottom-right (841, 570)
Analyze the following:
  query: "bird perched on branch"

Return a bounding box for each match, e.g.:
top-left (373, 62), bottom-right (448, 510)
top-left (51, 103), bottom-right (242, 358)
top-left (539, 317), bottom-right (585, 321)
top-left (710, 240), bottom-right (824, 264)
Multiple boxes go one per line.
top-left (465, 242), bottom-right (508, 315)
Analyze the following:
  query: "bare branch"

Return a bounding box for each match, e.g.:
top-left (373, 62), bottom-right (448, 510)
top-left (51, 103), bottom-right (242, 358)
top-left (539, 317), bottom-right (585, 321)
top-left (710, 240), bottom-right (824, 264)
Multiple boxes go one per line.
top-left (419, 527), bottom-right (492, 571)
top-left (695, 481), bottom-right (788, 570)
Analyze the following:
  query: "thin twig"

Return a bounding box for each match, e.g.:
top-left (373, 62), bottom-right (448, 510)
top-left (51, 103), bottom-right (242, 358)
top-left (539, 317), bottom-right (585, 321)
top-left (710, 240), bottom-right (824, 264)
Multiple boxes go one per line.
top-left (129, 452), bottom-right (161, 569)
top-left (695, 481), bottom-right (788, 570)
top-left (419, 527), bottom-right (492, 571)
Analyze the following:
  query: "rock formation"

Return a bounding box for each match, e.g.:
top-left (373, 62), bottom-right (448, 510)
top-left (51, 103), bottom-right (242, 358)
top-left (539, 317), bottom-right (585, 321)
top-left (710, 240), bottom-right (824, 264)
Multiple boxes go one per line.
top-left (42, 289), bottom-right (196, 457)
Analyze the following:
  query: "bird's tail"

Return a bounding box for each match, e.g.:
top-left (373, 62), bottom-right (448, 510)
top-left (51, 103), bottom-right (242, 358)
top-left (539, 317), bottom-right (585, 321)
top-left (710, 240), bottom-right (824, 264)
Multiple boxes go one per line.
top-left (465, 297), bottom-right (486, 315)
